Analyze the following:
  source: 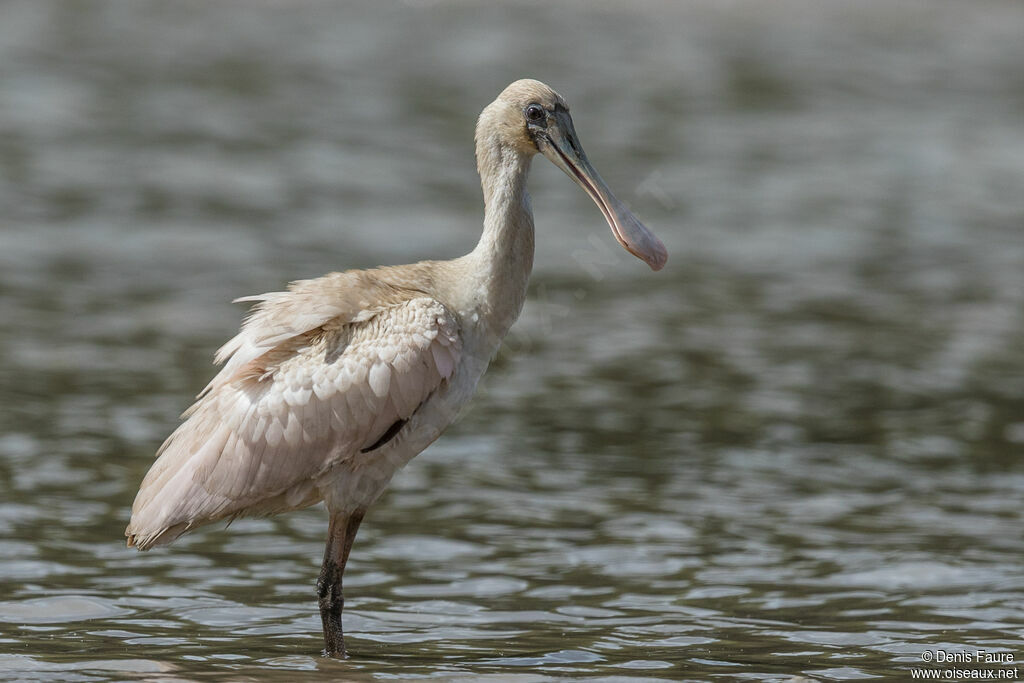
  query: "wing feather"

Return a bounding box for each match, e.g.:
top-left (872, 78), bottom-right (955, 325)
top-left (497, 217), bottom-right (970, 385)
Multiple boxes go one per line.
top-left (201, 270), bottom-right (415, 397)
top-left (126, 288), bottom-right (462, 550)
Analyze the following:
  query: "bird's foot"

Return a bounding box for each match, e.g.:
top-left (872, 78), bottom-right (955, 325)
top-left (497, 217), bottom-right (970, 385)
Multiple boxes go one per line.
top-left (322, 641), bottom-right (347, 659)
top-left (318, 572), bottom-right (347, 658)
top-left (319, 606), bottom-right (348, 657)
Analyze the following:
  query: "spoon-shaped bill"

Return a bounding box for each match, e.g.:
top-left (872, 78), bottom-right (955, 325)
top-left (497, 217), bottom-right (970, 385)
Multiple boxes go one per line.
top-left (539, 112), bottom-right (667, 271)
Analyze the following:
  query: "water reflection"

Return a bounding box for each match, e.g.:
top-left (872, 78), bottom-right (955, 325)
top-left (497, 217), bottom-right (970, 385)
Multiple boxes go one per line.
top-left (1, 0), bottom-right (1023, 681)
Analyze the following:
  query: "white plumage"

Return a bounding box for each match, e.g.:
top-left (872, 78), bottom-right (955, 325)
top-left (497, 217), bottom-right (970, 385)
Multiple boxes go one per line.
top-left (125, 79), bottom-right (665, 657)
top-left (128, 286), bottom-right (461, 550)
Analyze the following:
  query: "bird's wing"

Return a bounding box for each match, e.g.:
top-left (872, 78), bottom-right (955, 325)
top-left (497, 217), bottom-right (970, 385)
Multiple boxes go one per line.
top-left (201, 270), bottom-right (413, 397)
top-left (126, 277), bottom-right (461, 550)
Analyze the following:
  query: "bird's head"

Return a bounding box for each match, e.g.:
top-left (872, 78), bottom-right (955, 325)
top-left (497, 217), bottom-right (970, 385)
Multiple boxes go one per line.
top-left (478, 79), bottom-right (667, 271)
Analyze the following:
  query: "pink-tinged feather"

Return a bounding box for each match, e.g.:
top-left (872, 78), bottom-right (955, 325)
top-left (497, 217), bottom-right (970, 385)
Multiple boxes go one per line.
top-left (367, 362), bottom-right (391, 398)
top-left (431, 344), bottom-right (455, 378)
top-left (126, 290), bottom-right (463, 550)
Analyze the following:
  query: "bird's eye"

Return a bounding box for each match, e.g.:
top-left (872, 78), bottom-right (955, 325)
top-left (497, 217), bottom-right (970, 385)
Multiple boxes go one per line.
top-left (525, 104), bottom-right (545, 123)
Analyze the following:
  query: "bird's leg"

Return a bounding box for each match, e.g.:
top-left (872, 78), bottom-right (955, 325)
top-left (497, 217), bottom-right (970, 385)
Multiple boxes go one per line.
top-left (317, 509), bottom-right (365, 658)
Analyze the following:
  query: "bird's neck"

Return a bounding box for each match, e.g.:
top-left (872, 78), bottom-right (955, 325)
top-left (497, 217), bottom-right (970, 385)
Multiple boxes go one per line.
top-left (466, 140), bottom-right (535, 340)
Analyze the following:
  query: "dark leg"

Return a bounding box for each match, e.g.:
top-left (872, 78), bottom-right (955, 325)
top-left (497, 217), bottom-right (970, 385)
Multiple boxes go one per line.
top-left (317, 510), bottom-right (365, 658)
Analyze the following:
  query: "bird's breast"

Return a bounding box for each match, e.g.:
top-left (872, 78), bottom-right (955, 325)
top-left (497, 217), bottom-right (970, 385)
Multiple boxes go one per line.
top-left (316, 337), bottom-right (494, 515)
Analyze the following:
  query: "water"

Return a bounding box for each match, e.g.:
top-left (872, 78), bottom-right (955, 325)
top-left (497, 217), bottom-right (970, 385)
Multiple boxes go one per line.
top-left (1, 0), bottom-right (1023, 680)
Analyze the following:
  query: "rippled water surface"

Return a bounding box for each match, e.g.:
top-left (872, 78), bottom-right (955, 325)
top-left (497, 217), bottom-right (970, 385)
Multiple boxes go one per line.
top-left (2, 1), bottom-right (1024, 680)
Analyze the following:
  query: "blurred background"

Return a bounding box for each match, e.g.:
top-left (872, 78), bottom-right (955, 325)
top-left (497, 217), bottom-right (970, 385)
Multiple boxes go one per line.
top-left (1, 0), bottom-right (1023, 680)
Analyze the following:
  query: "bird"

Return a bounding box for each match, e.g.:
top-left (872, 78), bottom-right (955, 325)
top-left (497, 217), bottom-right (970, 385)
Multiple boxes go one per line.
top-left (125, 79), bottom-right (667, 658)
